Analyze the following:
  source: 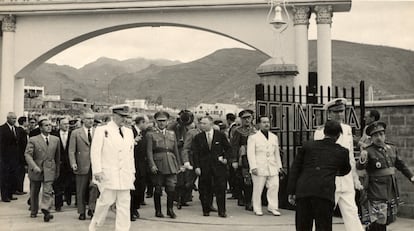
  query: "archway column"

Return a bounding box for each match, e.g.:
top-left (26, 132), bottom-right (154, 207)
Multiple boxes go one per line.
top-left (293, 6), bottom-right (310, 90)
top-left (315, 5), bottom-right (333, 90)
top-left (0, 15), bottom-right (16, 122)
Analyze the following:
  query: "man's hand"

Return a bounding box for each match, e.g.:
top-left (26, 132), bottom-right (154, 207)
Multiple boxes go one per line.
top-left (360, 150), bottom-right (368, 163)
top-left (151, 166), bottom-right (158, 174)
top-left (288, 194), bottom-right (296, 206)
top-left (354, 178), bottom-right (364, 190)
top-left (410, 176), bottom-right (414, 183)
top-left (251, 168), bottom-right (258, 176)
top-left (72, 164), bottom-right (78, 171)
top-left (94, 172), bottom-right (104, 183)
top-left (33, 166), bottom-right (41, 173)
top-left (218, 156), bottom-right (227, 165)
top-left (184, 162), bottom-right (193, 170)
top-left (232, 162), bottom-right (238, 169)
top-left (195, 168), bottom-right (201, 176)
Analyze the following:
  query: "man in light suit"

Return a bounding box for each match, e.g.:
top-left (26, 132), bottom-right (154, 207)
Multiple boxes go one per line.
top-left (193, 115), bottom-right (232, 218)
top-left (89, 105), bottom-right (135, 231)
top-left (313, 98), bottom-right (364, 231)
top-left (69, 112), bottom-right (98, 220)
top-left (247, 116), bottom-right (282, 216)
top-left (25, 118), bottom-right (60, 222)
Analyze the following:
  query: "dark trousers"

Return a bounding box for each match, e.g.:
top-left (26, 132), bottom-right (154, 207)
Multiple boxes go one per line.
top-left (131, 174), bottom-right (146, 212)
top-left (176, 170), bottom-right (196, 204)
top-left (75, 174), bottom-right (99, 214)
top-left (235, 168), bottom-right (253, 205)
top-left (228, 166), bottom-right (238, 197)
top-left (198, 171), bottom-right (226, 214)
top-left (30, 180), bottom-right (54, 215)
top-left (367, 223), bottom-right (387, 231)
top-left (0, 159), bottom-right (17, 200)
top-left (295, 197), bottom-right (335, 231)
top-left (15, 163), bottom-right (26, 192)
top-left (53, 170), bottom-right (74, 209)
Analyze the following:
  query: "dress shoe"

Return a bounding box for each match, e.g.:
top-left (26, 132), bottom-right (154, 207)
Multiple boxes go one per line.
top-left (245, 204), bottom-right (253, 211)
top-left (227, 195), bottom-right (237, 200)
top-left (79, 213), bottom-right (86, 220)
top-left (181, 202), bottom-right (189, 207)
top-left (155, 211), bottom-right (164, 218)
top-left (130, 214), bottom-right (137, 221)
top-left (167, 208), bottom-right (177, 219)
top-left (2, 199), bottom-right (11, 203)
top-left (218, 212), bottom-right (227, 218)
top-left (177, 203), bottom-right (182, 210)
top-left (146, 193), bottom-right (153, 198)
top-left (10, 197), bottom-right (18, 200)
top-left (267, 209), bottom-right (281, 216)
top-left (135, 210), bottom-right (140, 218)
top-left (237, 199), bottom-right (245, 206)
top-left (209, 206), bottom-right (218, 212)
top-left (42, 209), bottom-right (53, 222)
top-left (140, 201), bottom-right (147, 206)
top-left (55, 207), bottom-right (62, 212)
top-left (254, 211), bottom-right (264, 216)
top-left (87, 209), bottom-right (94, 217)
top-left (203, 212), bottom-right (210, 216)
top-left (30, 214), bottom-right (37, 218)
top-left (14, 191), bottom-right (26, 195)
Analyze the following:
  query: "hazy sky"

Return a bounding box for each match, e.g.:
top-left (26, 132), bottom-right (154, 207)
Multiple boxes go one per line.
top-left (48, 0), bottom-right (414, 68)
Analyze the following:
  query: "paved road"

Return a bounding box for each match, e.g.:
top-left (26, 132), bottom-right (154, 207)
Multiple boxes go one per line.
top-left (0, 179), bottom-right (413, 231)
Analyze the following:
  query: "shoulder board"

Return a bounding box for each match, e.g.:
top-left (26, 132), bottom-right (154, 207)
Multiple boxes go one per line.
top-left (385, 141), bottom-right (395, 146)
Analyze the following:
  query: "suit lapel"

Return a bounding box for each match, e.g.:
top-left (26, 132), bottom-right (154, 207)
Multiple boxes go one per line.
top-left (79, 128), bottom-right (90, 146)
top-left (36, 135), bottom-right (48, 154)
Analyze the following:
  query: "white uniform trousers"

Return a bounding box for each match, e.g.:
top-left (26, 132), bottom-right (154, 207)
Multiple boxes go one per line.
top-left (89, 189), bottom-right (131, 231)
top-left (335, 190), bottom-right (364, 231)
top-left (251, 174), bottom-right (279, 213)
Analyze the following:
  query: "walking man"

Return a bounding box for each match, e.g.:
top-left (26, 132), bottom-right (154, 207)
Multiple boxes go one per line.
top-left (25, 117), bottom-right (61, 222)
top-left (247, 116), bottom-right (282, 216)
top-left (89, 105), bottom-right (135, 231)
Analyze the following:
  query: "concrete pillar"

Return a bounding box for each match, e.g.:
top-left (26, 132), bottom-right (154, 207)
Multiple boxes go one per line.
top-left (293, 6), bottom-right (310, 89)
top-left (315, 5), bottom-right (333, 91)
top-left (0, 15), bottom-right (16, 122)
top-left (14, 78), bottom-right (24, 117)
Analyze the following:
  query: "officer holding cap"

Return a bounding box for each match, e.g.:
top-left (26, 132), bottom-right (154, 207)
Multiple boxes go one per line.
top-left (357, 121), bottom-right (414, 231)
top-left (314, 98), bottom-right (364, 231)
top-left (89, 104), bottom-right (135, 231)
top-left (146, 111), bottom-right (182, 219)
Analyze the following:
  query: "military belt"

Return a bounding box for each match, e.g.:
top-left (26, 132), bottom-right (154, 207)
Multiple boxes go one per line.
top-left (370, 167), bottom-right (395, 176)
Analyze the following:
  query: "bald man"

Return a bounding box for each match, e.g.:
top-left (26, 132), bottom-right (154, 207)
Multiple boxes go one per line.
top-left (0, 112), bottom-right (27, 202)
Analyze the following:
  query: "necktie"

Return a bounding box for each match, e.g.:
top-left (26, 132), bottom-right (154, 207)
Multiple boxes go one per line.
top-left (46, 137), bottom-right (49, 146)
top-left (119, 127), bottom-right (124, 138)
top-left (88, 129), bottom-right (92, 143)
top-left (11, 126), bottom-right (16, 138)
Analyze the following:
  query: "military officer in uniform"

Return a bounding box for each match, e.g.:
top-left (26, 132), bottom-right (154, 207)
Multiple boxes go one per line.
top-left (314, 98), bottom-right (364, 231)
top-left (231, 109), bottom-right (256, 211)
top-left (89, 105), bottom-right (135, 231)
top-left (357, 121), bottom-right (414, 231)
top-left (146, 111), bottom-right (184, 219)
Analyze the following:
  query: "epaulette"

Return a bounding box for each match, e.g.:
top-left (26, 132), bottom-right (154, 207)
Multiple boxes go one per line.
top-left (385, 141), bottom-right (395, 146)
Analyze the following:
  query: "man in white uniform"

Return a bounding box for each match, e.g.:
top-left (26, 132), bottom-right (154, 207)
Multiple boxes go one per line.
top-left (247, 116), bottom-right (282, 216)
top-left (89, 105), bottom-right (135, 231)
top-left (313, 98), bottom-right (364, 231)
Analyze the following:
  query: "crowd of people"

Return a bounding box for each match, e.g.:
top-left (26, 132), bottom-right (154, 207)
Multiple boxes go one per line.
top-left (0, 98), bottom-right (413, 231)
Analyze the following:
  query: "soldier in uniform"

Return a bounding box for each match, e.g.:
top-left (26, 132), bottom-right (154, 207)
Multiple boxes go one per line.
top-left (357, 121), bottom-right (414, 231)
top-left (230, 109), bottom-right (256, 211)
top-left (146, 111), bottom-right (184, 219)
top-left (314, 98), bottom-right (364, 231)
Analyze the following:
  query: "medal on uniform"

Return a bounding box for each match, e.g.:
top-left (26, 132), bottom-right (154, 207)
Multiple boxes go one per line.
top-left (376, 162), bottom-right (382, 168)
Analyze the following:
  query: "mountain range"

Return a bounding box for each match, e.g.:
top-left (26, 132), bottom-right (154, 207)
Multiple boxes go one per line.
top-left (26, 40), bottom-right (414, 108)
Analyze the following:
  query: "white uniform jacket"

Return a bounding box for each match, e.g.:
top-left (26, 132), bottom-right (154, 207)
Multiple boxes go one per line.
top-left (91, 121), bottom-right (135, 190)
top-left (314, 123), bottom-right (358, 193)
top-left (247, 131), bottom-right (282, 176)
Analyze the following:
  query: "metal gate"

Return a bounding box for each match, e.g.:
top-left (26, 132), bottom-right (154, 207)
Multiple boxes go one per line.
top-left (255, 81), bottom-right (365, 208)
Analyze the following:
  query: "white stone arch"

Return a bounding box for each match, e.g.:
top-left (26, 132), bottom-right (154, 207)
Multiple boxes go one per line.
top-left (17, 22), bottom-right (270, 78)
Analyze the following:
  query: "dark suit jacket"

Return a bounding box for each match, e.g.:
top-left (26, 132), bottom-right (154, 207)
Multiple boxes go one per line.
top-left (132, 126), bottom-right (147, 177)
top-left (0, 123), bottom-right (27, 164)
top-left (51, 130), bottom-right (72, 174)
top-left (25, 134), bottom-right (61, 182)
top-left (192, 130), bottom-right (232, 176)
top-left (29, 127), bottom-right (41, 137)
top-left (287, 138), bottom-right (351, 203)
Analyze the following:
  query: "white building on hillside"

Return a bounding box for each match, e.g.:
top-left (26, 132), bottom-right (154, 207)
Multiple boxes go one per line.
top-left (125, 99), bottom-right (148, 110)
top-left (193, 103), bottom-right (242, 119)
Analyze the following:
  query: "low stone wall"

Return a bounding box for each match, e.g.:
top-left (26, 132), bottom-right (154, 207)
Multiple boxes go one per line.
top-left (364, 99), bottom-right (414, 218)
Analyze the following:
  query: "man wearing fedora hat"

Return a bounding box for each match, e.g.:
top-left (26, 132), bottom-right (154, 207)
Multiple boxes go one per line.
top-left (314, 98), bottom-right (364, 231)
top-left (89, 105), bottom-right (135, 231)
top-left (357, 121), bottom-right (414, 231)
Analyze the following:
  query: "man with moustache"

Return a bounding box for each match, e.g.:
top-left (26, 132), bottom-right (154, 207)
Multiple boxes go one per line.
top-left (130, 115), bottom-right (150, 221)
top-left (25, 117), bottom-right (61, 222)
top-left (193, 115), bottom-right (232, 218)
top-left (69, 112), bottom-right (99, 220)
top-left (51, 118), bottom-right (72, 211)
top-left (89, 105), bottom-right (135, 231)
